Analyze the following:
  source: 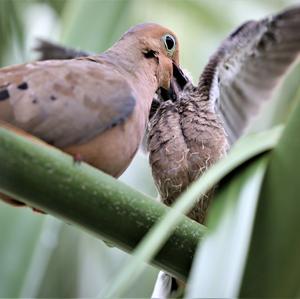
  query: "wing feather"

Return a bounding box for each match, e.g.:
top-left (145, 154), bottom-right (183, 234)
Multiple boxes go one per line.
top-left (0, 58), bottom-right (136, 147)
top-left (198, 6), bottom-right (300, 144)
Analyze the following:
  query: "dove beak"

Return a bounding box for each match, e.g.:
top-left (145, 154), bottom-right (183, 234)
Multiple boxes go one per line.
top-left (151, 62), bottom-right (189, 120)
top-left (172, 62), bottom-right (189, 90)
top-left (159, 63), bottom-right (189, 102)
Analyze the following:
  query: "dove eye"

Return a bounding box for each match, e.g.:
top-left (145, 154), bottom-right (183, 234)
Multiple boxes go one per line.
top-left (162, 34), bottom-right (176, 55)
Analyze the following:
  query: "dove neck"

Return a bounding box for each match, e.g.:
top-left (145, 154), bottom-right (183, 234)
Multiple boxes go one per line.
top-left (104, 42), bottom-right (158, 83)
top-left (103, 44), bottom-right (158, 105)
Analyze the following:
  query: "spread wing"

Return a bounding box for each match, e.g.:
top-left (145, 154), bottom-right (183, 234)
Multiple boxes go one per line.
top-left (198, 6), bottom-right (300, 145)
top-left (0, 58), bottom-right (136, 147)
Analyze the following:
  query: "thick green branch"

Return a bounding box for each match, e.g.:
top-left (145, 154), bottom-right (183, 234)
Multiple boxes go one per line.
top-left (0, 127), bottom-right (206, 280)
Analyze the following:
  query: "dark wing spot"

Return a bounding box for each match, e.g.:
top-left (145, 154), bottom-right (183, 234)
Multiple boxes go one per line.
top-left (32, 98), bottom-right (38, 104)
top-left (17, 82), bottom-right (28, 90)
top-left (0, 89), bottom-right (9, 101)
top-left (107, 95), bottom-right (136, 129)
top-left (50, 95), bottom-right (57, 101)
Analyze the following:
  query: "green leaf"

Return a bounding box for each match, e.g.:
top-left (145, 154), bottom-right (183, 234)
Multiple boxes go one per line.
top-left (0, 204), bottom-right (44, 297)
top-left (40, 0), bottom-right (67, 15)
top-left (35, 221), bottom-right (79, 298)
top-left (60, 0), bottom-right (132, 51)
top-left (186, 156), bottom-right (268, 298)
top-left (0, 0), bottom-right (25, 66)
top-left (241, 89), bottom-right (300, 297)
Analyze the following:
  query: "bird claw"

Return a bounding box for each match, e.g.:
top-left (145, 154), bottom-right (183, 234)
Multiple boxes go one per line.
top-left (73, 153), bottom-right (83, 165)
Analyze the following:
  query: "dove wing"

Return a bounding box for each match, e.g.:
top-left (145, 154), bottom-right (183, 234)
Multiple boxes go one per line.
top-left (199, 6), bottom-right (300, 145)
top-left (0, 57), bottom-right (136, 147)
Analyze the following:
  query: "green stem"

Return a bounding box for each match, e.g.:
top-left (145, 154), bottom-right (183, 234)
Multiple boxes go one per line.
top-left (0, 127), bottom-right (206, 280)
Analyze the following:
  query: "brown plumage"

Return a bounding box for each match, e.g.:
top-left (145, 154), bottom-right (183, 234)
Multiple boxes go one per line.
top-left (148, 83), bottom-right (228, 223)
top-left (150, 6), bottom-right (300, 298)
top-left (148, 6), bottom-right (300, 226)
top-left (0, 23), bottom-right (180, 207)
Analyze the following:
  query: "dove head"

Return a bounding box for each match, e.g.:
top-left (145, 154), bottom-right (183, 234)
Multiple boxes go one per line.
top-left (110, 23), bottom-right (179, 91)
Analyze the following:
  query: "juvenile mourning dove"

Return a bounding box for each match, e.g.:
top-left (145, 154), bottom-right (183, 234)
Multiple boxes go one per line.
top-left (0, 23), bottom-right (180, 207)
top-left (148, 6), bottom-right (300, 298)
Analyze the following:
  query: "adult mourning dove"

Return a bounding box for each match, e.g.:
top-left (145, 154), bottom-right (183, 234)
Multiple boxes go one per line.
top-left (0, 23), bottom-right (180, 207)
top-left (148, 6), bottom-right (300, 298)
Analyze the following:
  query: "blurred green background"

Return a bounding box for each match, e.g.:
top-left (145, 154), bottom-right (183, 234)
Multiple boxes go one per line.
top-left (0, 0), bottom-right (299, 297)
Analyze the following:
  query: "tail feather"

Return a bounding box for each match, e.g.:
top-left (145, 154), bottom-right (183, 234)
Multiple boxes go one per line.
top-left (151, 271), bottom-right (173, 299)
top-left (151, 271), bottom-right (182, 299)
top-left (33, 39), bottom-right (91, 61)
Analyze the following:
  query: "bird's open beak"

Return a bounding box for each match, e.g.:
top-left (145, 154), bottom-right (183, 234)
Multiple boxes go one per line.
top-left (150, 63), bottom-right (190, 120)
top-left (172, 62), bottom-right (190, 90)
top-left (159, 62), bottom-right (190, 102)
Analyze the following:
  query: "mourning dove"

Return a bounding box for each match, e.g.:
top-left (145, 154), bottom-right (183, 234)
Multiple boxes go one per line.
top-left (0, 23), bottom-right (180, 207)
top-left (148, 6), bottom-right (300, 298)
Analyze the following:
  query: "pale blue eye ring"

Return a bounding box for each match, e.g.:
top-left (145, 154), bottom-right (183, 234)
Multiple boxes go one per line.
top-left (162, 34), bottom-right (176, 54)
